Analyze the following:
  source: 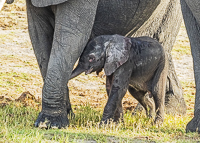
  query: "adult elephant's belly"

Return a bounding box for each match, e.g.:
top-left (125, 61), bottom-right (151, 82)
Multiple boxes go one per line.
top-left (92, 0), bottom-right (161, 36)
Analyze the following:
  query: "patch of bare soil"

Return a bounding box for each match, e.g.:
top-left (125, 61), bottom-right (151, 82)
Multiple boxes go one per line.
top-left (172, 23), bottom-right (194, 82)
top-left (0, 2), bottom-right (194, 114)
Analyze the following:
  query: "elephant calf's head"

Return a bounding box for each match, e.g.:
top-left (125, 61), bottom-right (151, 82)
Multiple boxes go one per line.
top-left (70, 34), bottom-right (132, 79)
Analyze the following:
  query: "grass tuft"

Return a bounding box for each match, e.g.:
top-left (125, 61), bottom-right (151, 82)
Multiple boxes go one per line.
top-left (0, 103), bottom-right (199, 142)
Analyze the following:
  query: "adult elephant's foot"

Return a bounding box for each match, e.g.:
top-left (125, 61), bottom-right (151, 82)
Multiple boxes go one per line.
top-left (186, 113), bottom-right (200, 133)
top-left (34, 111), bottom-right (69, 129)
top-left (165, 92), bottom-right (187, 116)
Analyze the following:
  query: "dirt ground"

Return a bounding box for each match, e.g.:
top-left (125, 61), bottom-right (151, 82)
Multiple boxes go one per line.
top-left (0, 2), bottom-right (195, 113)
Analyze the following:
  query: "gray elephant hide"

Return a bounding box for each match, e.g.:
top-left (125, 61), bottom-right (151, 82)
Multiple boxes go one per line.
top-left (31, 0), bottom-right (68, 7)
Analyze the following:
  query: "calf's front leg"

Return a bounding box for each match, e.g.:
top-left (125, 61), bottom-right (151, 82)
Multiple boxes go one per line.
top-left (102, 61), bottom-right (132, 124)
top-left (106, 76), bottom-right (123, 122)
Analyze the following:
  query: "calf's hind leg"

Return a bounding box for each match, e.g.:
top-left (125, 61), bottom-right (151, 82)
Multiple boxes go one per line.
top-left (128, 86), bottom-right (155, 118)
top-left (151, 60), bottom-right (168, 125)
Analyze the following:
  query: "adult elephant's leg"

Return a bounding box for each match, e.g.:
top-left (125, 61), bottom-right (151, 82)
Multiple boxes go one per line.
top-left (181, 0), bottom-right (200, 133)
top-left (26, 0), bottom-right (54, 80)
top-left (34, 0), bottom-right (99, 128)
top-left (131, 0), bottom-right (186, 115)
top-left (26, 0), bottom-right (75, 121)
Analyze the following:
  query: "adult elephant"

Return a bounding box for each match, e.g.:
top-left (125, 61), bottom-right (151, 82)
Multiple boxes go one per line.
top-left (26, 0), bottom-right (186, 128)
top-left (181, 0), bottom-right (200, 133)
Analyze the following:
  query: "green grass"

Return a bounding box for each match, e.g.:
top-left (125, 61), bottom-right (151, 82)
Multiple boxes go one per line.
top-left (0, 103), bottom-right (199, 142)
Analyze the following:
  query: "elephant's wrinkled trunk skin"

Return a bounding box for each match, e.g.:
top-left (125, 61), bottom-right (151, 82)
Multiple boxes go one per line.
top-left (70, 64), bottom-right (85, 79)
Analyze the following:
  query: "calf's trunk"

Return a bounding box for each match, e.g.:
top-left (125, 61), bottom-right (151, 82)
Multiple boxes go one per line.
top-left (70, 64), bottom-right (85, 80)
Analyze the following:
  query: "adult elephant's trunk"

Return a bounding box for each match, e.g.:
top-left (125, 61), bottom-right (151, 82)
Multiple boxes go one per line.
top-left (70, 64), bottom-right (85, 80)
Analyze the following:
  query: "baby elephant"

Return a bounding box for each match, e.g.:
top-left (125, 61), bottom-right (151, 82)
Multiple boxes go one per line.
top-left (70, 34), bottom-right (168, 125)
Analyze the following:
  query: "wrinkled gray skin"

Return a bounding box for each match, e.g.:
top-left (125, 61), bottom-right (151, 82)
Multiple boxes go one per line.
top-left (181, 0), bottom-right (200, 133)
top-left (26, 0), bottom-right (186, 128)
top-left (71, 35), bottom-right (168, 125)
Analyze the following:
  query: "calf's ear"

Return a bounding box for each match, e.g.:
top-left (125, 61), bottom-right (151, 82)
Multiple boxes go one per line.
top-left (104, 36), bottom-right (131, 76)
